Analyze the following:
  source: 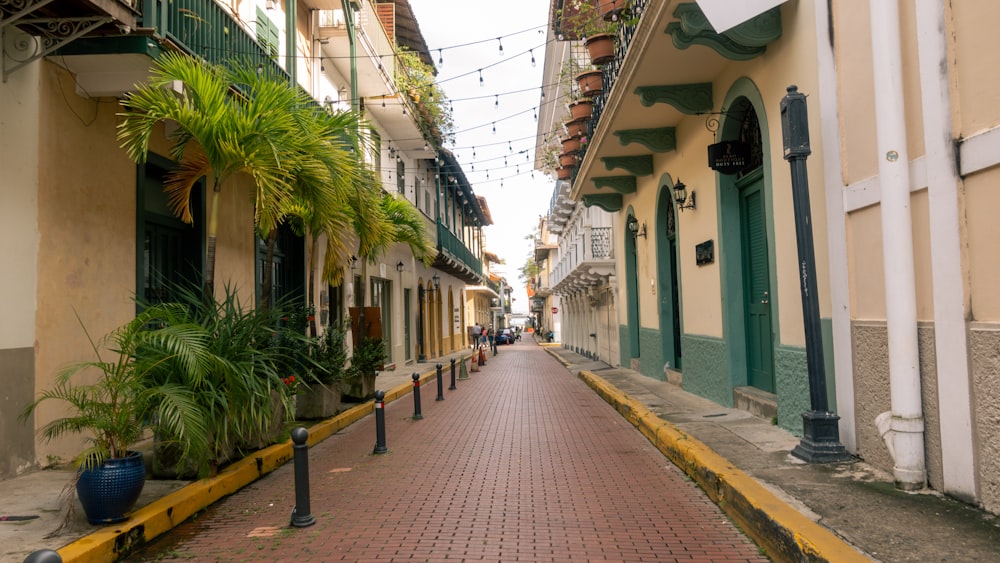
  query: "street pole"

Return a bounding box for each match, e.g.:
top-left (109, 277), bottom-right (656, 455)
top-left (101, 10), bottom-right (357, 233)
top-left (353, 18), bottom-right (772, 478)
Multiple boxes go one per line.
top-left (780, 85), bottom-right (851, 463)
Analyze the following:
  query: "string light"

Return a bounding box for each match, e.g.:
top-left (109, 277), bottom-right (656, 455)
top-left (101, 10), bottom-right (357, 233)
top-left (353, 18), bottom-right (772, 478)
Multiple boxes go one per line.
top-left (492, 122), bottom-right (496, 134)
top-left (495, 95), bottom-right (499, 109)
top-left (497, 37), bottom-right (503, 56)
top-left (530, 49), bottom-right (536, 67)
top-left (438, 49), bottom-right (443, 65)
top-left (479, 69), bottom-right (484, 87)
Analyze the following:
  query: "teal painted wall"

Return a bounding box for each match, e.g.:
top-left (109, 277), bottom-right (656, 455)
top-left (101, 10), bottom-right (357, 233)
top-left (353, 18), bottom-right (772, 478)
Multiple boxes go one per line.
top-left (774, 345), bottom-right (807, 435)
top-left (679, 334), bottom-right (732, 406)
top-left (639, 327), bottom-right (665, 381)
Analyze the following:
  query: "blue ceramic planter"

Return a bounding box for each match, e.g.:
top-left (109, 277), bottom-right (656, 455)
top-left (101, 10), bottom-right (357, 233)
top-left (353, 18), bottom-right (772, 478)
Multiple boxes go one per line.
top-left (76, 451), bottom-right (146, 524)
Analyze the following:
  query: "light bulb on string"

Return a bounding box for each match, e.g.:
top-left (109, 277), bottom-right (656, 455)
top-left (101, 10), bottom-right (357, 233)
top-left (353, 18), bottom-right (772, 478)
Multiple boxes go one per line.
top-left (495, 95), bottom-right (499, 109)
top-left (479, 69), bottom-right (484, 87)
top-left (472, 146), bottom-right (476, 158)
top-left (530, 49), bottom-right (536, 67)
top-left (508, 141), bottom-right (513, 152)
top-left (492, 122), bottom-right (496, 134)
top-left (504, 156), bottom-right (508, 166)
top-left (533, 107), bottom-right (537, 121)
top-left (438, 49), bottom-right (443, 65)
top-left (497, 37), bottom-right (503, 56)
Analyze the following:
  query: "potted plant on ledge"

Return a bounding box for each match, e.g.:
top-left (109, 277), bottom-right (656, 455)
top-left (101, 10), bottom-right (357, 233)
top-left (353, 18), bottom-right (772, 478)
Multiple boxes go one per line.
top-left (20, 306), bottom-right (212, 524)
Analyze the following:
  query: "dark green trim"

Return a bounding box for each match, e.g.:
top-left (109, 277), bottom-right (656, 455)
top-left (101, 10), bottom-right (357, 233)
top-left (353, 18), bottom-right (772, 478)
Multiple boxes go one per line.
top-left (54, 36), bottom-right (163, 57)
top-left (583, 193), bottom-right (623, 212)
top-left (602, 155), bottom-right (654, 176)
top-left (593, 175), bottom-right (637, 194)
top-left (614, 127), bottom-right (677, 152)
top-left (679, 334), bottom-right (732, 406)
top-left (666, 3), bottom-right (782, 61)
top-left (634, 83), bottom-right (713, 114)
top-left (717, 80), bottom-right (779, 398)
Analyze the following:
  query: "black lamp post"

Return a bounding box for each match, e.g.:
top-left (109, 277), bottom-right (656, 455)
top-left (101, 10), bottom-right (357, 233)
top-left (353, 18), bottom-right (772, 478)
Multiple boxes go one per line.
top-left (781, 85), bottom-right (851, 463)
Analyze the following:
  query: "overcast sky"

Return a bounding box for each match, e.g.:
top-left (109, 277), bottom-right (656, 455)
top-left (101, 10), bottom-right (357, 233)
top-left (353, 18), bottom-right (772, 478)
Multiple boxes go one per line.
top-left (407, 0), bottom-right (554, 314)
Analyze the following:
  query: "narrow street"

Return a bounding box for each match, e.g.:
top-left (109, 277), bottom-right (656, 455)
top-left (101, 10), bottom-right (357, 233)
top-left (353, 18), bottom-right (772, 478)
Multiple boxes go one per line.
top-left (128, 341), bottom-right (766, 562)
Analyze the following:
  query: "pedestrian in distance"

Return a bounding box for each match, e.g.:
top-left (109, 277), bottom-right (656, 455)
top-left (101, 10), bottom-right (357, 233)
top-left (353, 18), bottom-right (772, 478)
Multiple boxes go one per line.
top-left (487, 325), bottom-right (497, 355)
top-left (472, 323), bottom-right (482, 350)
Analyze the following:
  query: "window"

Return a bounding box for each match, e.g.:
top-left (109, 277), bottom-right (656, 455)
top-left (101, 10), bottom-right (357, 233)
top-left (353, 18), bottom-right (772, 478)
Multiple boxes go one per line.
top-left (138, 158), bottom-right (202, 305)
top-left (256, 8), bottom-right (279, 57)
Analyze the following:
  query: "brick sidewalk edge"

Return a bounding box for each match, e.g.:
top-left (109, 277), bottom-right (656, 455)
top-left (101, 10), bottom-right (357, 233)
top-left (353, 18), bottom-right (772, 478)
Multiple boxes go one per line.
top-left (55, 359), bottom-right (466, 563)
top-left (576, 368), bottom-right (871, 563)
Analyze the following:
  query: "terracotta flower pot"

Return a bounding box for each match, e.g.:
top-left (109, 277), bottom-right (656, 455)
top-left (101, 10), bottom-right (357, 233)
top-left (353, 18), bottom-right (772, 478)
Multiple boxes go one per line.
top-left (585, 33), bottom-right (616, 66)
top-left (575, 70), bottom-right (604, 97)
top-left (568, 98), bottom-right (593, 120)
top-left (565, 117), bottom-right (588, 138)
top-left (556, 166), bottom-right (573, 180)
top-left (561, 136), bottom-right (582, 154)
top-left (559, 152), bottom-right (577, 167)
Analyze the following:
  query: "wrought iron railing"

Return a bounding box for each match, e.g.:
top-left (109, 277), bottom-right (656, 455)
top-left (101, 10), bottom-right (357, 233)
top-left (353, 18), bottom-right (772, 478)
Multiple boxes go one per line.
top-left (139, 0), bottom-right (287, 79)
top-left (583, 0), bottom-right (649, 160)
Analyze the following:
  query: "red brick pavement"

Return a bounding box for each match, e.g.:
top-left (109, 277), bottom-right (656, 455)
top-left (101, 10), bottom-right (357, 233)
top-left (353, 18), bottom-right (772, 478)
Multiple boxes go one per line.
top-left (127, 343), bottom-right (768, 562)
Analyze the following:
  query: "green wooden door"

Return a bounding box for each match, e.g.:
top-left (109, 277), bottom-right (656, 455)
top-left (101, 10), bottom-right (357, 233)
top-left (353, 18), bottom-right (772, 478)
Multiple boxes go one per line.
top-left (739, 179), bottom-right (775, 392)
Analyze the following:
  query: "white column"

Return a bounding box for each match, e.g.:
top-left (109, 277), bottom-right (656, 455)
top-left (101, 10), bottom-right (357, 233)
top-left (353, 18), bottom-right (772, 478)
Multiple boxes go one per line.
top-left (870, 0), bottom-right (926, 489)
top-left (813, 0), bottom-right (856, 451)
top-left (915, 0), bottom-right (977, 501)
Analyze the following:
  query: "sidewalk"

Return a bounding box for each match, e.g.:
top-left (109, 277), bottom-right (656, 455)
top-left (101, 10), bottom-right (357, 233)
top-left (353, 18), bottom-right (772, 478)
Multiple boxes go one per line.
top-left (545, 346), bottom-right (1000, 563)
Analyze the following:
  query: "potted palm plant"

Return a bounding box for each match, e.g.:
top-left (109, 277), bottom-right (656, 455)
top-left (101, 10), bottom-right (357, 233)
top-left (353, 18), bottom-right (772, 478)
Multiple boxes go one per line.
top-left (20, 306), bottom-right (212, 524)
top-left (295, 322), bottom-right (349, 420)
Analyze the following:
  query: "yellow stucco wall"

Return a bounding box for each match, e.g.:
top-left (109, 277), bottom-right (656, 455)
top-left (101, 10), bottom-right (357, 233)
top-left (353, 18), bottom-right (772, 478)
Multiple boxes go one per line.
top-left (29, 61), bottom-right (259, 465)
top-left (0, 61), bottom-right (39, 351)
top-left (964, 171), bottom-right (1000, 320)
top-left (952, 1), bottom-right (1000, 136)
top-left (620, 0), bottom-right (830, 348)
top-left (33, 63), bottom-right (140, 463)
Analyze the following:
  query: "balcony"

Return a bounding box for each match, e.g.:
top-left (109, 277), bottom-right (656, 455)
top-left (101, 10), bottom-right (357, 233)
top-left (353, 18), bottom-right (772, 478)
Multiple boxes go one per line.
top-left (49, 0), bottom-right (285, 97)
top-left (547, 179), bottom-right (576, 235)
top-left (434, 220), bottom-right (483, 284)
top-left (569, 1), bottom-right (783, 207)
top-left (551, 226), bottom-right (614, 294)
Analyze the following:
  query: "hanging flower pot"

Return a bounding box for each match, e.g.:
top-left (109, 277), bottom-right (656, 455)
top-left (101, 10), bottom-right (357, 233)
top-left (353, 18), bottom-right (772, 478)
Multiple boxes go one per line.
top-left (584, 33), bottom-right (616, 66)
top-left (576, 69), bottom-right (604, 97)
top-left (559, 152), bottom-right (577, 167)
top-left (557, 166), bottom-right (573, 180)
top-left (561, 136), bottom-right (582, 154)
top-left (568, 98), bottom-right (594, 120)
top-left (565, 117), bottom-right (588, 138)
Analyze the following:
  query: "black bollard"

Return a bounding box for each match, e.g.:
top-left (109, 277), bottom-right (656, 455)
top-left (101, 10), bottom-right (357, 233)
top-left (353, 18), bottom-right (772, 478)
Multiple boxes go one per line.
top-left (373, 390), bottom-right (388, 454)
top-left (435, 363), bottom-right (445, 401)
top-left (412, 373), bottom-right (423, 420)
top-left (289, 427), bottom-right (316, 527)
top-left (449, 358), bottom-right (457, 390)
top-left (23, 550), bottom-right (62, 563)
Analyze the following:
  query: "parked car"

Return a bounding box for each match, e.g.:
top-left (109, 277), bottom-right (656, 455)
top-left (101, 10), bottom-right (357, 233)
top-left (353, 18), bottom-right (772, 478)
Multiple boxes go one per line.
top-left (496, 328), bottom-right (515, 345)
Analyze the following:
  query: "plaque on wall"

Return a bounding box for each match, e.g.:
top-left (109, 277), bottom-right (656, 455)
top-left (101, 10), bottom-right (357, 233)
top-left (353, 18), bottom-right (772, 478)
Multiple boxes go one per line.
top-left (696, 240), bottom-right (715, 266)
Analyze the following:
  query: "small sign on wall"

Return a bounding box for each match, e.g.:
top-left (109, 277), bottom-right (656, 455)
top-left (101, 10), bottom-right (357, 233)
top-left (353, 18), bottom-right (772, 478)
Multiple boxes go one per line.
top-left (696, 240), bottom-right (715, 266)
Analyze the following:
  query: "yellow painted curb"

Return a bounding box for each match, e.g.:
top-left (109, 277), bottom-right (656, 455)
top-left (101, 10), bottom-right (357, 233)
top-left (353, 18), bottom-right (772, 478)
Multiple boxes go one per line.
top-left (578, 370), bottom-right (871, 563)
top-left (58, 357), bottom-right (469, 563)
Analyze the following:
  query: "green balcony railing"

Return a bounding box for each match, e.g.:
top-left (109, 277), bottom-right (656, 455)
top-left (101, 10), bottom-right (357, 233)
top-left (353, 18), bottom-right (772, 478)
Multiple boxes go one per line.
top-left (139, 0), bottom-right (287, 79)
top-left (437, 221), bottom-right (482, 277)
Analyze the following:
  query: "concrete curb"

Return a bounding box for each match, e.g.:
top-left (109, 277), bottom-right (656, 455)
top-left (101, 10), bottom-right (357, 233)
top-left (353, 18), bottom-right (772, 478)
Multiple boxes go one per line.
top-left (56, 359), bottom-right (467, 563)
top-left (577, 369), bottom-right (870, 563)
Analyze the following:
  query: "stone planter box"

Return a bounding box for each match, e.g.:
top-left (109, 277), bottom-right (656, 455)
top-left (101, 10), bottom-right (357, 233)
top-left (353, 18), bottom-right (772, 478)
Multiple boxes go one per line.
top-left (296, 383), bottom-right (342, 420)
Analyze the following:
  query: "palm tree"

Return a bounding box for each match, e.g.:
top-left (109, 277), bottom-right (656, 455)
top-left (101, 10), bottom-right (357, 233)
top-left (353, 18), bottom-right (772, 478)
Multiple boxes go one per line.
top-left (118, 53), bottom-right (308, 297)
